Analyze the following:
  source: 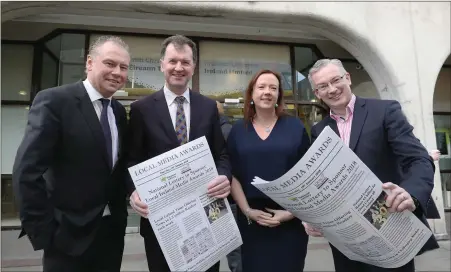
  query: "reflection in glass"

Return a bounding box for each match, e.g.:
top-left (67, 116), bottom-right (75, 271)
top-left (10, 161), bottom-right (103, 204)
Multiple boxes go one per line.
top-left (441, 173), bottom-right (451, 209)
top-left (199, 41), bottom-right (292, 101)
top-left (41, 33), bottom-right (86, 88)
top-left (434, 114), bottom-right (451, 209)
top-left (342, 62), bottom-right (379, 99)
top-left (293, 47), bottom-right (318, 102)
top-left (58, 34), bottom-right (86, 85)
top-left (222, 102), bottom-right (245, 125)
top-left (434, 115), bottom-right (451, 170)
top-left (1, 177), bottom-right (18, 219)
top-left (296, 104), bottom-right (326, 135)
top-left (1, 44), bottom-right (34, 101)
top-left (41, 52), bottom-right (58, 90)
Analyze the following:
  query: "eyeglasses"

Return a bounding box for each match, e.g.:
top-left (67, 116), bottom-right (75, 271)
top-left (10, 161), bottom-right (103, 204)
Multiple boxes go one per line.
top-left (315, 74), bottom-right (346, 93)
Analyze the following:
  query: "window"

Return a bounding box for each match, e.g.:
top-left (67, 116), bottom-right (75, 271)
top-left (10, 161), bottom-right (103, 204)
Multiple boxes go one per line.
top-left (59, 34), bottom-right (86, 85)
top-left (2, 175), bottom-right (17, 219)
top-left (41, 51), bottom-right (58, 90)
top-left (1, 106), bottom-right (29, 219)
top-left (435, 113), bottom-right (451, 209)
top-left (342, 61), bottom-right (379, 99)
top-left (293, 46), bottom-right (319, 102)
top-left (1, 44), bottom-right (34, 101)
top-left (434, 67), bottom-right (451, 112)
top-left (1, 43), bottom-right (34, 222)
top-left (433, 67), bottom-right (451, 171)
top-left (43, 33), bottom-right (86, 88)
top-left (199, 41), bottom-right (291, 101)
top-left (433, 65), bottom-right (450, 208)
top-left (434, 114), bottom-right (451, 167)
top-left (1, 106), bottom-right (29, 174)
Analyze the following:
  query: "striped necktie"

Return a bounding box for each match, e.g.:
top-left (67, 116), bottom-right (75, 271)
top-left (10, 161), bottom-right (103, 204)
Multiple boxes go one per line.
top-left (174, 96), bottom-right (188, 145)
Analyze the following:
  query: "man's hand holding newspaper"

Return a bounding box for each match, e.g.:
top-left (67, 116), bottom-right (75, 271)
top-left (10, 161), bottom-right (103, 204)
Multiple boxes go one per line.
top-left (303, 181), bottom-right (417, 238)
top-left (250, 126), bottom-right (433, 269)
top-left (127, 137), bottom-right (242, 271)
top-left (129, 175), bottom-right (231, 218)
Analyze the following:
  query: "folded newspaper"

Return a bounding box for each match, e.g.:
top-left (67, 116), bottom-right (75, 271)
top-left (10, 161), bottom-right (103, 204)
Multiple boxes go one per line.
top-left (251, 126), bottom-right (433, 268)
top-left (128, 136), bottom-right (242, 271)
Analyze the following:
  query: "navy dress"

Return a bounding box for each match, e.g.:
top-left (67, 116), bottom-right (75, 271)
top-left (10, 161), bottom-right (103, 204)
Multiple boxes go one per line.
top-left (227, 115), bottom-right (311, 272)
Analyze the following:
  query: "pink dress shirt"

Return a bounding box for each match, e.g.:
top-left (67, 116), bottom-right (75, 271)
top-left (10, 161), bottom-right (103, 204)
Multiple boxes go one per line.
top-left (330, 95), bottom-right (356, 147)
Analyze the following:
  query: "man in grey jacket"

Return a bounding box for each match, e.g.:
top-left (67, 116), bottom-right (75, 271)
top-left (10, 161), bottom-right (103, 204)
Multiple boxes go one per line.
top-left (216, 101), bottom-right (241, 272)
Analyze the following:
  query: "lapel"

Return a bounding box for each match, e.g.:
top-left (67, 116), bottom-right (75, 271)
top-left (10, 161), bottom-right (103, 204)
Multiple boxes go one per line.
top-left (188, 90), bottom-right (201, 141)
top-left (73, 82), bottom-right (111, 169)
top-left (349, 97), bottom-right (368, 151)
top-left (324, 116), bottom-right (340, 137)
top-left (154, 89), bottom-right (180, 144)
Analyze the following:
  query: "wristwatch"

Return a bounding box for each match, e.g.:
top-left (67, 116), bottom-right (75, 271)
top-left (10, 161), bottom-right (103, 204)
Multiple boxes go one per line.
top-left (411, 197), bottom-right (420, 211)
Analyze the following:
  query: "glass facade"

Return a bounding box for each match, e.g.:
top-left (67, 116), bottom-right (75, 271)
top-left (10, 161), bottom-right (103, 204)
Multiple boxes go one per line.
top-left (293, 46), bottom-right (318, 102)
top-left (435, 114), bottom-right (451, 209)
top-left (1, 44), bottom-right (34, 101)
top-left (1, 43), bottom-right (34, 220)
top-left (199, 41), bottom-right (292, 100)
top-left (434, 65), bottom-right (451, 209)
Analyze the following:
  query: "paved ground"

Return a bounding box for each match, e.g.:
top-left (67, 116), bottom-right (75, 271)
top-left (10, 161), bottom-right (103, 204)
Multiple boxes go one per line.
top-left (1, 229), bottom-right (450, 271)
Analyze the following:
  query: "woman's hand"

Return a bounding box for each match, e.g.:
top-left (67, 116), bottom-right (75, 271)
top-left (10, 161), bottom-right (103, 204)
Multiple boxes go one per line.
top-left (265, 208), bottom-right (294, 223)
top-left (246, 208), bottom-right (280, 227)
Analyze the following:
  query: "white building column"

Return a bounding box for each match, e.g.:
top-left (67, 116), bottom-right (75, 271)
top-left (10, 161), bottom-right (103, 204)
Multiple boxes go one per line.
top-left (409, 2), bottom-right (451, 239)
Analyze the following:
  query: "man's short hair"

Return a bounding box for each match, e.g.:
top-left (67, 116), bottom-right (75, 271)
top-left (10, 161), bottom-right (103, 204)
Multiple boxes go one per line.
top-left (160, 35), bottom-right (197, 64)
top-left (88, 35), bottom-right (130, 57)
top-left (307, 59), bottom-right (347, 89)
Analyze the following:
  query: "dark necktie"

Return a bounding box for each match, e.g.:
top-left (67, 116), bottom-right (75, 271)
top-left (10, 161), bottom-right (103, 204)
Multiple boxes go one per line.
top-left (174, 96), bottom-right (188, 145)
top-left (99, 98), bottom-right (112, 169)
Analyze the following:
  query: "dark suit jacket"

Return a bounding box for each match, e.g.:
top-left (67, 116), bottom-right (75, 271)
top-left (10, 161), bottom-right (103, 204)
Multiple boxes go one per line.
top-left (311, 97), bottom-right (439, 254)
top-left (127, 89), bottom-right (231, 237)
top-left (219, 114), bottom-right (233, 141)
top-left (12, 81), bottom-right (129, 256)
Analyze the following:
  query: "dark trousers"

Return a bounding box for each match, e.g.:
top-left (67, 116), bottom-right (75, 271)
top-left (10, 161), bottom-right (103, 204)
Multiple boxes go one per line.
top-left (144, 232), bottom-right (220, 272)
top-left (226, 204), bottom-right (242, 272)
top-left (330, 244), bottom-right (415, 272)
top-left (43, 217), bottom-right (125, 272)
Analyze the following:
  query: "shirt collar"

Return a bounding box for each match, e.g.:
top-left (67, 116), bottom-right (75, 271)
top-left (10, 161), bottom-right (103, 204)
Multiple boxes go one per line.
top-left (163, 84), bottom-right (190, 106)
top-left (83, 79), bottom-right (112, 103)
top-left (330, 94), bottom-right (356, 121)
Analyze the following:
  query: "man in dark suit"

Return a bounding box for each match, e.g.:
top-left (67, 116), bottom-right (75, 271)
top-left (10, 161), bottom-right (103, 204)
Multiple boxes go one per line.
top-left (12, 36), bottom-right (131, 272)
top-left (304, 59), bottom-right (439, 272)
top-left (127, 35), bottom-right (232, 272)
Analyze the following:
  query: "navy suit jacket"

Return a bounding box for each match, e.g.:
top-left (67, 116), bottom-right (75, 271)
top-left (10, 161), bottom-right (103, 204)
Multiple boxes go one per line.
top-left (311, 96), bottom-right (439, 254)
top-left (126, 88), bottom-right (231, 237)
top-left (12, 81), bottom-right (129, 255)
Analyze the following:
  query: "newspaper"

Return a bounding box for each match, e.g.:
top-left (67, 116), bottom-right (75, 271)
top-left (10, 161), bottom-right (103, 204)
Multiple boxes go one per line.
top-left (251, 126), bottom-right (433, 268)
top-left (128, 136), bottom-right (242, 272)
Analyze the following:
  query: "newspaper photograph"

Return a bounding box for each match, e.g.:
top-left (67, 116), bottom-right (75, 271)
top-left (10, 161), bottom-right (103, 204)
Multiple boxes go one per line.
top-left (128, 136), bottom-right (242, 271)
top-left (251, 126), bottom-right (433, 268)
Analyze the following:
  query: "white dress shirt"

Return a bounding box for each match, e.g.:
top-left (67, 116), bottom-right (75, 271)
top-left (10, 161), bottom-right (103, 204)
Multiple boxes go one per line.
top-left (83, 79), bottom-right (119, 216)
top-left (164, 85), bottom-right (191, 140)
